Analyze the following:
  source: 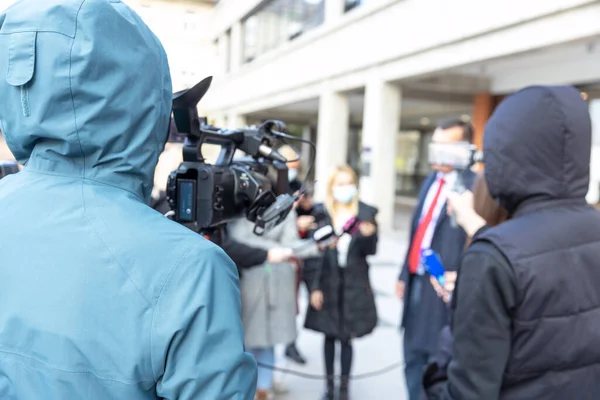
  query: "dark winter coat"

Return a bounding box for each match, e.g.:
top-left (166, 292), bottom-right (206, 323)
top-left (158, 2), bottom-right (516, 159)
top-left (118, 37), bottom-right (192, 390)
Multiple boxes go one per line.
top-left (441, 86), bottom-right (600, 400)
top-left (304, 202), bottom-right (378, 340)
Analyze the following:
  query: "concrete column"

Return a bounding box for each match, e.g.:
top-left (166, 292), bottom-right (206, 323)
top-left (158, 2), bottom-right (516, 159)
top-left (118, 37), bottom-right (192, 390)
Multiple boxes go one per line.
top-left (325, 0), bottom-right (345, 23)
top-left (587, 99), bottom-right (600, 204)
top-left (230, 22), bottom-right (243, 73)
top-left (315, 89), bottom-right (349, 201)
top-left (359, 77), bottom-right (401, 231)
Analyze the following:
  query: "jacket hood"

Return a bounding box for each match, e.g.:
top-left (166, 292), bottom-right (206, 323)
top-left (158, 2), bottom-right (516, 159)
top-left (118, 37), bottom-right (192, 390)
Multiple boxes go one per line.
top-left (0, 0), bottom-right (172, 202)
top-left (483, 86), bottom-right (591, 213)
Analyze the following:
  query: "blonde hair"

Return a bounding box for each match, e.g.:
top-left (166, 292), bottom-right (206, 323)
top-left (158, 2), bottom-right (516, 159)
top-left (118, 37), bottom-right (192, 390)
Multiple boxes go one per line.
top-left (325, 165), bottom-right (359, 219)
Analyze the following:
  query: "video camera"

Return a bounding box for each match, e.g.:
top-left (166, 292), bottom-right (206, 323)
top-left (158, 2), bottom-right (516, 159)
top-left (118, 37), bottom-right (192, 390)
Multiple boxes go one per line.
top-left (165, 77), bottom-right (315, 236)
top-left (0, 161), bottom-right (19, 180)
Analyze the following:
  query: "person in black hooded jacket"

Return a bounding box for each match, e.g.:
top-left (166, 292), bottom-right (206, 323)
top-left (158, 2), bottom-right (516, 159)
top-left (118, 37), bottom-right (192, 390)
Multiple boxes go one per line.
top-left (436, 86), bottom-right (600, 400)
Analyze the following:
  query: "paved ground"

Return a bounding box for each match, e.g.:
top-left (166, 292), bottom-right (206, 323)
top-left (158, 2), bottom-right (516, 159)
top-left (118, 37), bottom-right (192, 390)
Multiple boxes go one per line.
top-left (271, 217), bottom-right (412, 400)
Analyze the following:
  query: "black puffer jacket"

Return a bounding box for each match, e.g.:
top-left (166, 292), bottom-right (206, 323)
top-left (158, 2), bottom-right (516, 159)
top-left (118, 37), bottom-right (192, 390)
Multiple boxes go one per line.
top-left (304, 202), bottom-right (378, 340)
top-left (442, 86), bottom-right (600, 400)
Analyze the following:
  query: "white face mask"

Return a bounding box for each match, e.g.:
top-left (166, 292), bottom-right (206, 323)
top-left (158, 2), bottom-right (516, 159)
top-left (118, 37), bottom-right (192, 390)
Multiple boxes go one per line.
top-left (288, 168), bottom-right (298, 182)
top-left (332, 184), bottom-right (357, 204)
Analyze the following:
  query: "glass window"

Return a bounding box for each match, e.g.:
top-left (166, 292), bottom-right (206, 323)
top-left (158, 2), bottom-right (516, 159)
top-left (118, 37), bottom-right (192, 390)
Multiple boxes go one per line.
top-left (304, 0), bottom-right (324, 30)
top-left (243, 17), bottom-right (258, 63)
top-left (282, 0), bottom-right (304, 41)
top-left (241, 0), bottom-right (324, 63)
top-left (261, 1), bottom-right (283, 53)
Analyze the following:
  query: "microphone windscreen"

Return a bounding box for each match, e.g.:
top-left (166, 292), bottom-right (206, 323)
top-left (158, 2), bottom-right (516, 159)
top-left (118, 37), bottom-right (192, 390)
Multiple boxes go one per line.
top-left (313, 225), bottom-right (335, 242)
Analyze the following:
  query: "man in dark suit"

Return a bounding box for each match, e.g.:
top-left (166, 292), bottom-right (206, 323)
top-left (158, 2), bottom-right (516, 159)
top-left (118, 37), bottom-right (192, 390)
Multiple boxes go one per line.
top-left (396, 118), bottom-right (476, 400)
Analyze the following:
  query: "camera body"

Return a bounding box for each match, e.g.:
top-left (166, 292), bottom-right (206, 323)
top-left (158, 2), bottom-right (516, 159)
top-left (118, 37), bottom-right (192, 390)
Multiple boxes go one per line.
top-left (167, 157), bottom-right (288, 231)
top-left (165, 77), bottom-right (300, 235)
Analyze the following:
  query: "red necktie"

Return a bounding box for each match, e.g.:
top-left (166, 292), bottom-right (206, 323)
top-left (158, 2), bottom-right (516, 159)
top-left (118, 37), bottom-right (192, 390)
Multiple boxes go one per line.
top-left (408, 177), bottom-right (445, 274)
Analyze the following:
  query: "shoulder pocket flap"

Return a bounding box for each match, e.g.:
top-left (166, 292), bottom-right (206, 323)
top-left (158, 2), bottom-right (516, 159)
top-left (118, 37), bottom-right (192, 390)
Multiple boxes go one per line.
top-left (6, 31), bottom-right (36, 87)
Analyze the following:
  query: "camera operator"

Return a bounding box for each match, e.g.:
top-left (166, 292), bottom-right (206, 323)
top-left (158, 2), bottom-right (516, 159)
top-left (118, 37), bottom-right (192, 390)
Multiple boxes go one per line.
top-left (436, 86), bottom-right (600, 399)
top-left (0, 1), bottom-right (255, 399)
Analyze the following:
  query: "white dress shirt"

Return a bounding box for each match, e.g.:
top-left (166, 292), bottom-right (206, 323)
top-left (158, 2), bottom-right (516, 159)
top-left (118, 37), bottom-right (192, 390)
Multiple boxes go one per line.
top-left (334, 212), bottom-right (353, 268)
top-left (419, 170), bottom-right (457, 252)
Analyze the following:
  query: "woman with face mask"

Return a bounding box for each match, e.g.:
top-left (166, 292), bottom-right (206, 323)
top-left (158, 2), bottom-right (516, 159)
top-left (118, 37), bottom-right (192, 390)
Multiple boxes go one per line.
top-left (304, 165), bottom-right (379, 400)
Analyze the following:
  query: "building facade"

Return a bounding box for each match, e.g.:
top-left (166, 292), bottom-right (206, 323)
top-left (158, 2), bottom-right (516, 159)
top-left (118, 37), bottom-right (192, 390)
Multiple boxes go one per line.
top-left (206, 0), bottom-right (600, 230)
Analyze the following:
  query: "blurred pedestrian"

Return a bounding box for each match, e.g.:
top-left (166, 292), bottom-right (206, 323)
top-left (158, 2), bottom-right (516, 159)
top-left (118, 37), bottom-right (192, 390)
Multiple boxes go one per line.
top-left (280, 144), bottom-right (303, 196)
top-left (279, 144), bottom-right (311, 365)
top-left (304, 165), bottom-right (378, 400)
top-left (228, 212), bottom-right (306, 400)
top-left (396, 119), bottom-right (476, 400)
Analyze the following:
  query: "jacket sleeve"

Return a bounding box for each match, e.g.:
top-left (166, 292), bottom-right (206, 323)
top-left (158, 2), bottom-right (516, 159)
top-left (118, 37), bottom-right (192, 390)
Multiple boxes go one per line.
top-left (356, 222), bottom-right (378, 256)
top-left (302, 257), bottom-right (323, 292)
top-left (221, 236), bottom-right (268, 269)
top-left (153, 243), bottom-right (257, 400)
top-left (442, 242), bottom-right (517, 400)
top-left (399, 204), bottom-right (420, 282)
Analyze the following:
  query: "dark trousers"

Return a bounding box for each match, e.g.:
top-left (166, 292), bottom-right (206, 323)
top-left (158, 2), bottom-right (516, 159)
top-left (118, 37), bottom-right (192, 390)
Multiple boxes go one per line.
top-left (404, 339), bottom-right (430, 400)
top-left (404, 276), bottom-right (429, 400)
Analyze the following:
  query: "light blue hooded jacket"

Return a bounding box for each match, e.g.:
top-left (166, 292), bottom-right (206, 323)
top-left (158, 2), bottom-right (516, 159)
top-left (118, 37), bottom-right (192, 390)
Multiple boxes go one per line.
top-left (0, 0), bottom-right (257, 399)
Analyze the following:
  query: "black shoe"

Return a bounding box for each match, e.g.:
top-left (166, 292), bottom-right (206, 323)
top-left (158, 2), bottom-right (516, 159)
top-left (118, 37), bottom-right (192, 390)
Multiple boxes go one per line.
top-left (321, 377), bottom-right (335, 400)
top-left (339, 376), bottom-right (349, 400)
top-left (321, 391), bottom-right (335, 400)
top-left (285, 343), bottom-right (306, 364)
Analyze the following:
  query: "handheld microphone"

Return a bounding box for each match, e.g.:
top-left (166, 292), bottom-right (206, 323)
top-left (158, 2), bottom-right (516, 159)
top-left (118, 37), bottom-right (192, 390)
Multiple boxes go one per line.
top-left (342, 216), bottom-right (360, 235)
top-left (292, 216), bottom-right (361, 256)
top-left (291, 224), bottom-right (335, 259)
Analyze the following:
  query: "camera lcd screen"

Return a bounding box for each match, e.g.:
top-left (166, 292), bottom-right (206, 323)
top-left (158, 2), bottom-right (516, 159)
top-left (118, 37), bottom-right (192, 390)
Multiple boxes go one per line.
top-left (177, 179), bottom-right (196, 222)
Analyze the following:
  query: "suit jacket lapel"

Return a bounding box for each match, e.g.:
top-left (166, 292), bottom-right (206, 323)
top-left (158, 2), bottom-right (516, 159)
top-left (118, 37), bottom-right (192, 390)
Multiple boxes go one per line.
top-left (433, 202), bottom-right (449, 237)
top-left (413, 174), bottom-right (437, 235)
top-left (433, 169), bottom-right (473, 237)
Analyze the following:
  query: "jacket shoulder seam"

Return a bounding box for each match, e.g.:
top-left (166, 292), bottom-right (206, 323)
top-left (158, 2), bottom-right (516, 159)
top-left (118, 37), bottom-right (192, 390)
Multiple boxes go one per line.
top-left (82, 214), bottom-right (153, 307)
top-left (149, 243), bottom-right (198, 381)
